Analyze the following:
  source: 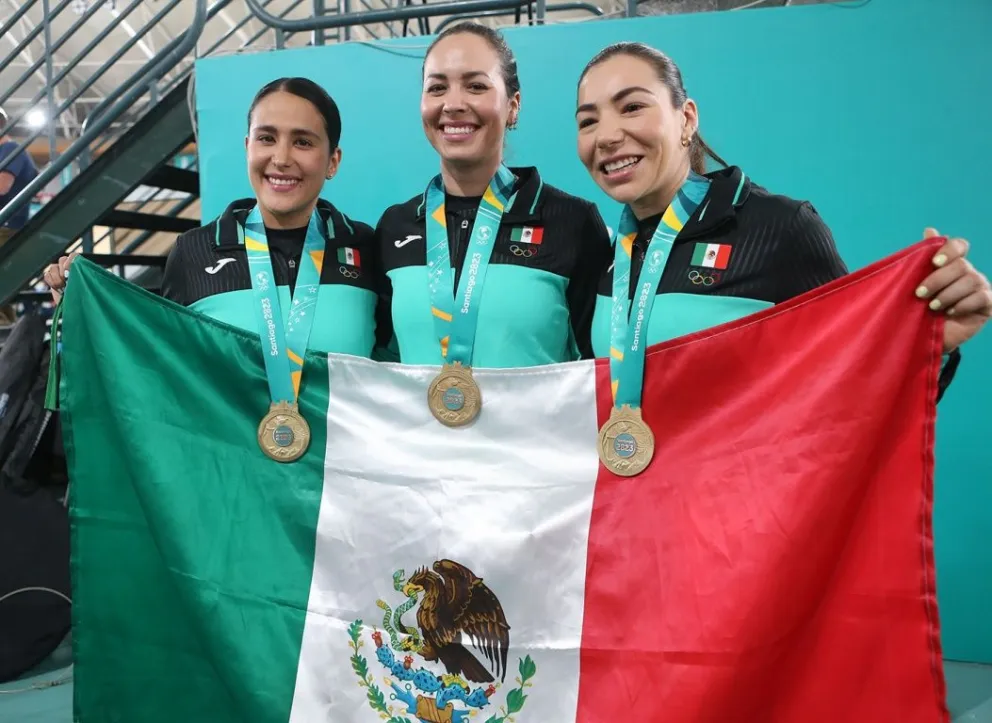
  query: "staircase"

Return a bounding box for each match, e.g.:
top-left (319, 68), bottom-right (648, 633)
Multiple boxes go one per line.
top-left (1, 76), bottom-right (199, 303)
top-left (0, 0), bottom-right (214, 305)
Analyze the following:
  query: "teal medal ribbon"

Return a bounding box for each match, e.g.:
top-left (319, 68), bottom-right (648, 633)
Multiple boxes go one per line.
top-left (598, 171), bottom-right (711, 476)
top-left (423, 164), bottom-right (516, 427)
top-left (243, 204), bottom-right (332, 461)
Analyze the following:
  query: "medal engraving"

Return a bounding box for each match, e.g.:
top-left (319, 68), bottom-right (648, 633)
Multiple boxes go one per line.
top-left (598, 404), bottom-right (655, 477)
top-left (258, 401), bottom-right (311, 462)
top-left (427, 363), bottom-right (481, 428)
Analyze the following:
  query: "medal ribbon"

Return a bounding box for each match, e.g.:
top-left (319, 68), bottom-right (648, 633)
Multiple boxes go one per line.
top-left (609, 172), bottom-right (711, 408)
top-left (243, 205), bottom-right (330, 406)
top-left (424, 164), bottom-right (516, 364)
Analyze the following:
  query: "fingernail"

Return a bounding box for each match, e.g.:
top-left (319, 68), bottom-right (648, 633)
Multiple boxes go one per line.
top-left (929, 299), bottom-right (942, 311)
top-left (915, 285), bottom-right (929, 298)
top-left (933, 254), bottom-right (947, 267)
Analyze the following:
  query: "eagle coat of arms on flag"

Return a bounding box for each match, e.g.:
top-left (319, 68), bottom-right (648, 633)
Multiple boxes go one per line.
top-left (347, 560), bottom-right (537, 723)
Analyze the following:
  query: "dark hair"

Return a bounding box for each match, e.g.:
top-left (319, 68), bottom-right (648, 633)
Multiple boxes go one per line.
top-left (579, 42), bottom-right (727, 175)
top-left (425, 23), bottom-right (521, 122)
top-left (247, 77), bottom-right (342, 150)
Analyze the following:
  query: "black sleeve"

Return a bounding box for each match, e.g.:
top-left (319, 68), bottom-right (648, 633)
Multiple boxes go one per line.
top-left (159, 234), bottom-right (189, 306)
top-left (568, 202), bottom-right (613, 360)
top-left (936, 348), bottom-right (960, 403)
top-left (775, 201), bottom-right (849, 302)
top-left (370, 213), bottom-right (399, 363)
top-left (778, 202), bottom-right (959, 403)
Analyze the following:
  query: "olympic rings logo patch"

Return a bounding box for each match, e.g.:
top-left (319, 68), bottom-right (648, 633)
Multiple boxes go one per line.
top-left (687, 269), bottom-right (721, 286)
top-left (339, 265), bottom-right (360, 279)
top-left (509, 244), bottom-right (537, 258)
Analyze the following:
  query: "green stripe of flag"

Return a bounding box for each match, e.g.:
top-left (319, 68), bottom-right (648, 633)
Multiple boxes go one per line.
top-left (61, 260), bottom-right (328, 722)
top-left (691, 243), bottom-right (709, 266)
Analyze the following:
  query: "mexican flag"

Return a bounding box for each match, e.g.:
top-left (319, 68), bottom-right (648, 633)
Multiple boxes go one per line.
top-left (59, 240), bottom-right (949, 723)
top-left (510, 225), bottom-right (544, 244)
top-left (691, 241), bottom-right (732, 269)
top-left (337, 246), bottom-right (361, 267)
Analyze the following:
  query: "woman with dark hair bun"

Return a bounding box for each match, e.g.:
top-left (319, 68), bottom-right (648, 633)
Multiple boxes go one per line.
top-left (373, 23), bottom-right (613, 372)
top-left (46, 77), bottom-right (381, 359)
top-left (575, 42), bottom-right (989, 407)
top-left (372, 23), bottom-right (613, 426)
top-left (46, 77), bottom-right (382, 461)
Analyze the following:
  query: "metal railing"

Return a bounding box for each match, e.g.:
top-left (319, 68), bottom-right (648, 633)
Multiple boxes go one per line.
top-left (434, 1), bottom-right (604, 33)
top-left (246, 0), bottom-right (555, 31)
top-left (0, 0), bottom-right (187, 179)
top-left (0, 0), bottom-right (212, 228)
top-left (204, 0), bottom-right (297, 56)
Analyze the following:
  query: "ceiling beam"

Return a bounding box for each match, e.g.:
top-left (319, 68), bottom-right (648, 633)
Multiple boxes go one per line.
top-left (1, 5), bottom-right (75, 140)
top-left (217, 8), bottom-right (252, 45)
top-left (140, 1), bottom-right (174, 52)
top-left (109, 7), bottom-right (156, 60)
top-left (4, 0), bottom-right (80, 143)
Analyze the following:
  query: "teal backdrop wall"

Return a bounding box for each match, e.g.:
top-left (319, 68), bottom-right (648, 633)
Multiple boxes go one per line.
top-left (194, 0), bottom-right (992, 662)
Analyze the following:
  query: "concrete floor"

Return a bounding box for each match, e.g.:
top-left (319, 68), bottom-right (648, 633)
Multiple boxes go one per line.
top-left (949, 662), bottom-right (992, 722)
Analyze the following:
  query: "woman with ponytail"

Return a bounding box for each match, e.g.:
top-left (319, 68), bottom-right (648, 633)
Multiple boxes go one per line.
top-left (575, 42), bottom-right (989, 399)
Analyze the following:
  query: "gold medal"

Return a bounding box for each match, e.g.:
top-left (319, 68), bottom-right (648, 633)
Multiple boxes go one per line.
top-left (257, 401), bottom-right (311, 463)
top-left (427, 362), bottom-right (482, 427)
top-left (598, 404), bottom-right (655, 477)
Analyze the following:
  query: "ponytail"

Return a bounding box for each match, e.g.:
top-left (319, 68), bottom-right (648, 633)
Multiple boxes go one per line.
top-left (690, 133), bottom-right (728, 175)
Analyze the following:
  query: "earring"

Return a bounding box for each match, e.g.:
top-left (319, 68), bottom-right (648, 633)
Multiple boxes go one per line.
top-left (681, 136), bottom-right (692, 148)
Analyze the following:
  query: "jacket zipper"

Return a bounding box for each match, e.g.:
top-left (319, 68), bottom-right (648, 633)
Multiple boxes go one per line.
top-left (270, 246), bottom-right (297, 294)
top-left (629, 238), bottom-right (648, 304)
top-left (449, 210), bottom-right (472, 288)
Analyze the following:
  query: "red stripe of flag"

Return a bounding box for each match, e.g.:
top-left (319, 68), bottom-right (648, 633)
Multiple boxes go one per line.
top-left (580, 238), bottom-right (948, 722)
top-left (715, 243), bottom-right (731, 269)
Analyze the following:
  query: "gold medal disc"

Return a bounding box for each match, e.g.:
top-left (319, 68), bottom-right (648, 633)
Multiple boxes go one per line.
top-left (598, 404), bottom-right (655, 477)
top-left (258, 401), bottom-right (311, 463)
top-left (427, 363), bottom-right (482, 427)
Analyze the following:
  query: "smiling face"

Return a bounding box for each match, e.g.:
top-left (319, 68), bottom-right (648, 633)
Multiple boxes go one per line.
top-left (245, 90), bottom-right (340, 229)
top-left (576, 53), bottom-right (698, 218)
top-left (421, 32), bottom-right (520, 175)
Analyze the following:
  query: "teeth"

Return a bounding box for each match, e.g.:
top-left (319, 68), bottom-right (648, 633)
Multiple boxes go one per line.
top-left (604, 157), bottom-right (640, 173)
top-left (268, 177), bottom-right (299, 187)
top-left (444, 125), bottom-right (475, 135)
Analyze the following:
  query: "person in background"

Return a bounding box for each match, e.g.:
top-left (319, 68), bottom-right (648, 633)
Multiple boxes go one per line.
top-left (44, 77), bottom-right (381, 359)
top-left (0, 107), bottom-right (39, 251)
top-left (0, 107), bottom-right (39, 324)
top-left (575, 41), bottom-right (991, 399)
top-left (373, 23), bottom-right (612, 369)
